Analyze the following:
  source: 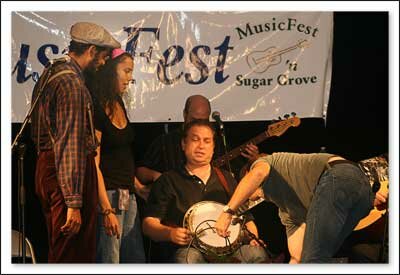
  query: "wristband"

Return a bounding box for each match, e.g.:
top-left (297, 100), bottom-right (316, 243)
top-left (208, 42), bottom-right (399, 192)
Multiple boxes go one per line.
top-left (102, 208), bottom-right (116, 216)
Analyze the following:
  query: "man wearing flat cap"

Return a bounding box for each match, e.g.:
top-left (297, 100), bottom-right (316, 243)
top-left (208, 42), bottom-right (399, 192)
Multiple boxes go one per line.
top-left (31, 22), bottom-right (120, 263)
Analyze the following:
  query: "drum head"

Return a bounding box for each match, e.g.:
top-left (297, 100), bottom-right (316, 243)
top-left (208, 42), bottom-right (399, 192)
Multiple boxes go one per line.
top-left (184, 201), bottom-right (241, 252)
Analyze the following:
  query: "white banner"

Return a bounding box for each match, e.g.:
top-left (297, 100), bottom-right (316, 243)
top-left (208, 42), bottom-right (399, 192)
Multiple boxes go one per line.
top-left (11, 11), bottom-right (333, 122)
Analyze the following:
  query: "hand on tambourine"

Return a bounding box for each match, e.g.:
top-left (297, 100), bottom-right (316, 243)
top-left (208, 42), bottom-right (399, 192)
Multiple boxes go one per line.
top-left (215, 212), bottom-right (233, 238)
top-left (169, 227), bottom-right (192, 245)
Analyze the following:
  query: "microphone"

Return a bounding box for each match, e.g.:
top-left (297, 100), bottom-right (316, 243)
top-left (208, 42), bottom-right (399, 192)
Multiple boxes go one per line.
top-left (212, 110), bottom-right (233, 175)
top-left (212, 111), bottom-right (224, 130)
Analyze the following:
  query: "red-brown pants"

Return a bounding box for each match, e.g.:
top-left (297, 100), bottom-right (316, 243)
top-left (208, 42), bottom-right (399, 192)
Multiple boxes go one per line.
top-left (35, 151), bottom-right (98, 263)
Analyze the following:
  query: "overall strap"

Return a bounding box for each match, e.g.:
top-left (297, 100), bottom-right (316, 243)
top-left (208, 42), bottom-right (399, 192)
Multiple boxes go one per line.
top-left (47, 69), bottom-right (76, 84)
top-left (37, 69), bottom-right (77, 150)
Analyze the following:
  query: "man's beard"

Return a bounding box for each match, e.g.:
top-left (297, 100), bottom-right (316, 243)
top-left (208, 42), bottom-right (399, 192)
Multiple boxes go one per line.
top-left (83, 57), bottom-right (99, 82)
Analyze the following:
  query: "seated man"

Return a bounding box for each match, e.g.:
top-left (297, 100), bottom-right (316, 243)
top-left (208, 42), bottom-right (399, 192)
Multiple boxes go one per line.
top-left (136, 94), bottom-right (259, 186)
top-left (142, 119), bottom-right (268, 263)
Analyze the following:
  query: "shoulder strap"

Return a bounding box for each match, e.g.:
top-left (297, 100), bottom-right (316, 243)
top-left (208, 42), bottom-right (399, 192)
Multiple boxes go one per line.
top-left (213, 167), bottom-right (230, 196)
top-left (47, 69), bottom-right (76, 84)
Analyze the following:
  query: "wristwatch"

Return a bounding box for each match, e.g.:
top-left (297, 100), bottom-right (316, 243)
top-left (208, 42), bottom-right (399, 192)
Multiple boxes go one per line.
top-left (222, 205), bottom-right (236, 215)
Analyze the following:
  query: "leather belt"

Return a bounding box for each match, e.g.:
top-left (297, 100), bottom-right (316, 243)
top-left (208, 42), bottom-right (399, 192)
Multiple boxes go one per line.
top-left (325, 159), bottom-right (380, 193)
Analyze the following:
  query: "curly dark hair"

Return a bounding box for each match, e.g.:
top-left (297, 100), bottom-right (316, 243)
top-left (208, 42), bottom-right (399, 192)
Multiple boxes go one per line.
top-left (68, 40), bottom-right (110, 56)
top-left (88, 52), bottom-right (133, 118)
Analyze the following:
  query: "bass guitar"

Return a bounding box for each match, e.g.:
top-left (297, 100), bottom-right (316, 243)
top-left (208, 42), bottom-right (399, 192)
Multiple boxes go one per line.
top-left (212, 114), bottom-right (301, 168)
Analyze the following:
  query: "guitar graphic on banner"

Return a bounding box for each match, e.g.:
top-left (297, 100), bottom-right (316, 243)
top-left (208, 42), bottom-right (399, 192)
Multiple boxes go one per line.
top-left (246, 39), bottom-right (309, 73)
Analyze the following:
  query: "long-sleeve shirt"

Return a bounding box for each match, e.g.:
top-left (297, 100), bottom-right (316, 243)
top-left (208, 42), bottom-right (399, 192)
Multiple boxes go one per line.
top-left (31, 57), bottom-right (97, 208)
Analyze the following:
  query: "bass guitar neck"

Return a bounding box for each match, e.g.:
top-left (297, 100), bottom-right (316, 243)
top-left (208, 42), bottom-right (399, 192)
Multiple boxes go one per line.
top-left (212, 132), bottom-right (269, 168)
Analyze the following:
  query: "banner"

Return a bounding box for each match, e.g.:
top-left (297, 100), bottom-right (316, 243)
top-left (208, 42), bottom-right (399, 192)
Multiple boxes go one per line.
top-left (11, 12), bottom-right (333, 122)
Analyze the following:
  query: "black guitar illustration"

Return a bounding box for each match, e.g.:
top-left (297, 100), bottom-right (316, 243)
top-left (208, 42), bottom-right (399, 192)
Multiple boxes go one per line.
top-left (246, 39), bottom-right (309, 73)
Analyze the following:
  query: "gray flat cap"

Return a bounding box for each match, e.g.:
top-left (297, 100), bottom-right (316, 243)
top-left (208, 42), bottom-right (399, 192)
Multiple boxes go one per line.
top-left (70, 22), bottom-right (121, 49)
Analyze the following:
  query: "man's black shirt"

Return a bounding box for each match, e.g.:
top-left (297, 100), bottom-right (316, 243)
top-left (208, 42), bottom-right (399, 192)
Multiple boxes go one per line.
top-left (144, 165), bottom-right (254, 227)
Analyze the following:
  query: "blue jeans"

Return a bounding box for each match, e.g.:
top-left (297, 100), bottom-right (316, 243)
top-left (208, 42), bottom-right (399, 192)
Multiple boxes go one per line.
top-left (301, 163), bottom-right (375, 263)
top-left (96, 190), bottom-right (146, 263)
top-left (175, 245), bottom-right (268, 263)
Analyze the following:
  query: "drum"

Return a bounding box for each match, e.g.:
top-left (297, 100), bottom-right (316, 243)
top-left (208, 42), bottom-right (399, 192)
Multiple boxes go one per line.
top-left (183, 201), bottom-right (242, 257)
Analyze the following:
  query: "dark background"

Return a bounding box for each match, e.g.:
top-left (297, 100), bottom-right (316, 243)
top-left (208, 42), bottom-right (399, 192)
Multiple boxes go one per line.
top-left (11, 12), bottom-right (388, 262)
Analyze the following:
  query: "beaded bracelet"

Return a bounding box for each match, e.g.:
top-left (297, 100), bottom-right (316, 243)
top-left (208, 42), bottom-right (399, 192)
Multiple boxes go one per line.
top-left (102, 208), bottom-right (116, 216)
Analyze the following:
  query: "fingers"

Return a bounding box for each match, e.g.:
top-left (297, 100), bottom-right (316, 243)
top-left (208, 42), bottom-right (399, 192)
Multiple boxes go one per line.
top-left (104, 215), bottom-right (121, 238)
top-left (61, 208), bottom-right (81, 236)
top-left (60, 218), bottom-right (81, 235)
top-left (250, 239), bottom-right (261, 246)
top-left (178, 228), bottom-right (192, 244)
top-left (216, 229), bottom-right (231, 238)
top-left (249, 188), bottom-right (263, 201)
top-left (104, 222), bottom-right (115, 237)
top-left (105, 225), bottom-right (113, 237)
top-left (374, 190), bottom-right (389, 210)
top-left (373, 192), bottom-right (387, 207)
top-left (250, 239), bottom-right (266, 247)
top-left (60, 220), bottom-right (71, 233)
top-left (246, 143), bottom-right (259, 153)
top-left (215, 216), bottom-right (232, 238)
top-left (241, 143), bottom-right (259, 159)
top-left (112, 221), bottom-right (121, 239)
top-left (171, 228), bottom-right (192, 245)
top-left (215, 224), bottom-right (230, 238)
top-left (70, 220), bottom-right (81, 234)
top-left (241, 151), bottom-right (252, 159)
top-left (115, 224), bottom-right (121, 239)
top-left (376, 191), bottom-right (388, 202)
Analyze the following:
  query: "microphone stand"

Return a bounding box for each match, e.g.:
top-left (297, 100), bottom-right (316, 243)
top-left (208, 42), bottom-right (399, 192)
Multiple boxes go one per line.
top-left (238, 217), bottom-right (276, 261)
top-left (218, 125), bottom-right (233, 177)
top-left (11, 61), bottom-right (53, 263)
top-left (16, 143), bottom-right (26, 263)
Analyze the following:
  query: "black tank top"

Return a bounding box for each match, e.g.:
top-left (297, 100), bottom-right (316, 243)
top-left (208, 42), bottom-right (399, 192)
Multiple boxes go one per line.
top-left (93, 96), bottom-right (135, 193)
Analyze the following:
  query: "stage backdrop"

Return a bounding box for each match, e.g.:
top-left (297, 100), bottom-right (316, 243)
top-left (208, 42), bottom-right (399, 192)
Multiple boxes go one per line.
top-left (11, 11), bottom-right (333, 122)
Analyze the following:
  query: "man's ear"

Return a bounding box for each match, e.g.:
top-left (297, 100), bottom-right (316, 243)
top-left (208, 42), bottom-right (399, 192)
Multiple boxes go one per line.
top-left (181, 138), bottom-right (186, 151)
top-left (88, 45), bottom-right (97, 58)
